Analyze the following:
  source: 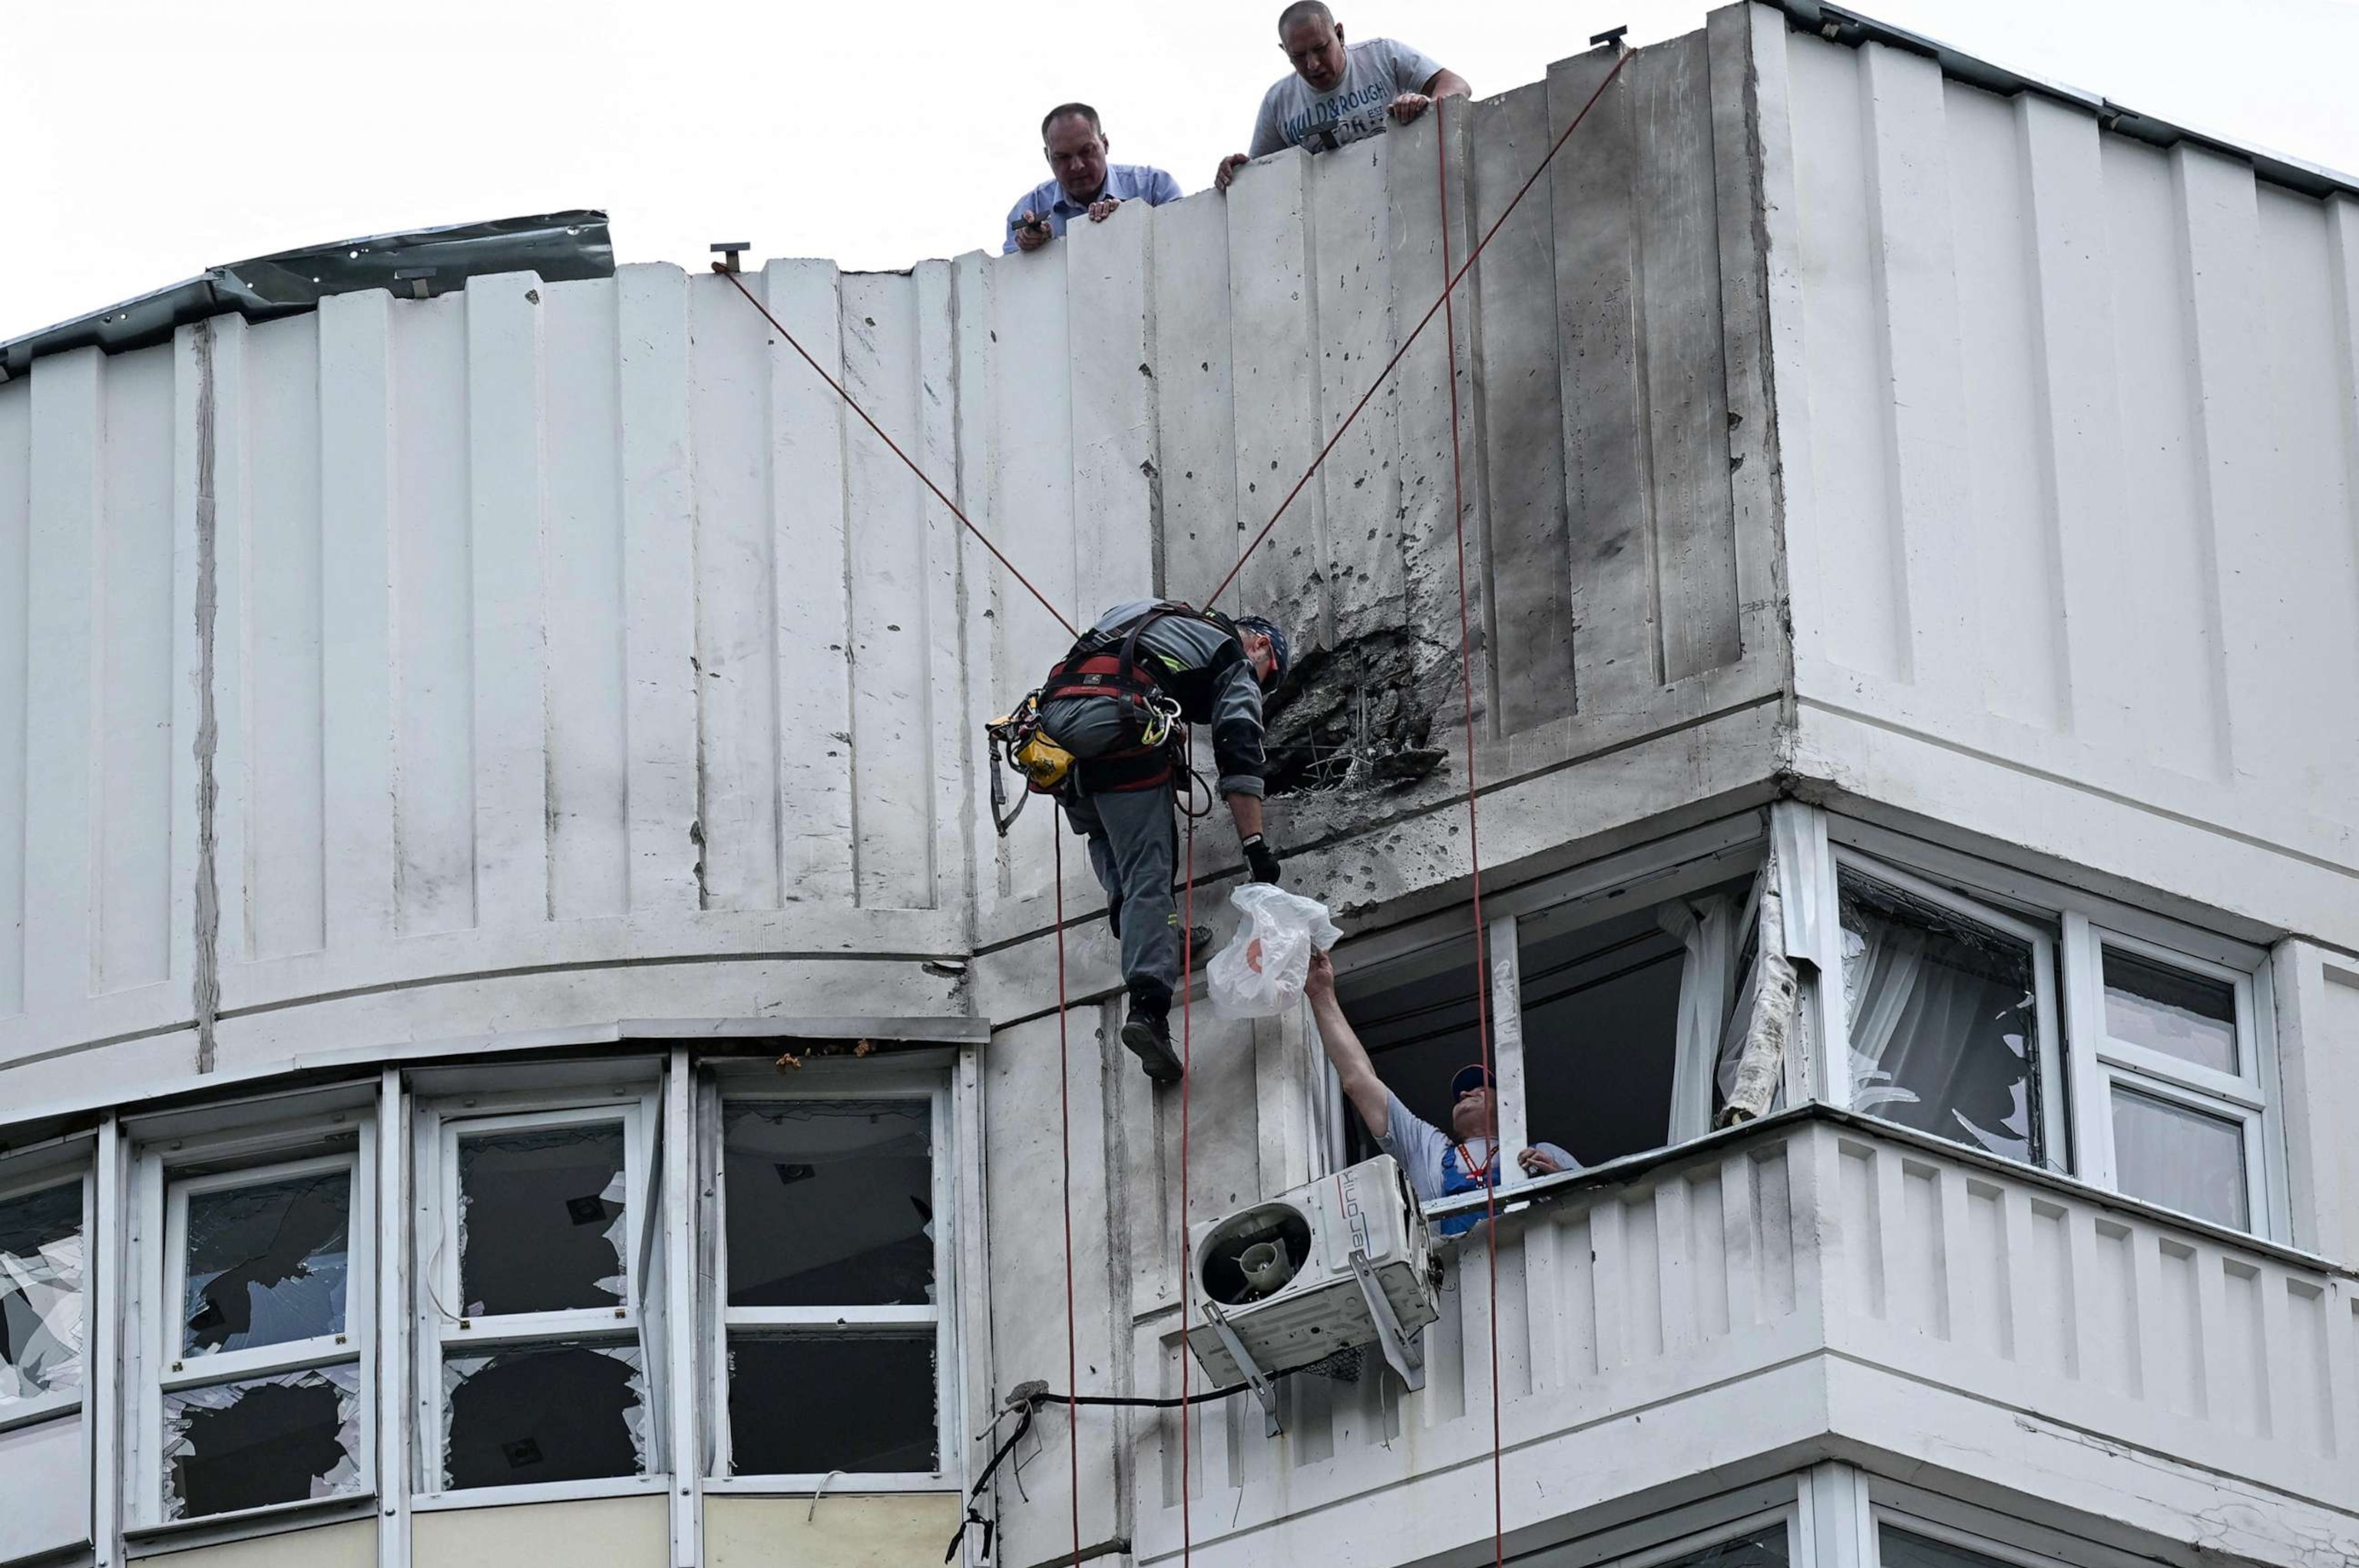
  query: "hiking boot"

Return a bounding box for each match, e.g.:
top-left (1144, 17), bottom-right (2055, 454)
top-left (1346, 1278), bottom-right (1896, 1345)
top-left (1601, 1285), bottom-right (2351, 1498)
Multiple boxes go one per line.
top-left (1120, 1001), bottom-right (1183, 1085)
top-left (1181, 925), bottom-right (1216, 971)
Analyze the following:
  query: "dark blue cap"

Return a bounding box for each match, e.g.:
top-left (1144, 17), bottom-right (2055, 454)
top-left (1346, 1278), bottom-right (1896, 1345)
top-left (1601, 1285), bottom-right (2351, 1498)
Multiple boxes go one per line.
top-left (1449, 1063), bottom-right (1494, 1099)
top-left (1235, 615), bottom-right (1290, 688)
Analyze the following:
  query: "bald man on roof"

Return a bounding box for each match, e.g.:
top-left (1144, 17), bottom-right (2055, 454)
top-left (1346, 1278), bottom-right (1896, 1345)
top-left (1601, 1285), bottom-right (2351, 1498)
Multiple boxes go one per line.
top-left (1215, 2), bottom-right (1472, 190)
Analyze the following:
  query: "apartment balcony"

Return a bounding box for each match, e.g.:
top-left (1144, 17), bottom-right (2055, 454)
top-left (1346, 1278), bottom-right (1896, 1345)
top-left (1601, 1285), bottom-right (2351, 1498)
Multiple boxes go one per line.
top-left (1125, 1109), bottom-right (2359, 1567)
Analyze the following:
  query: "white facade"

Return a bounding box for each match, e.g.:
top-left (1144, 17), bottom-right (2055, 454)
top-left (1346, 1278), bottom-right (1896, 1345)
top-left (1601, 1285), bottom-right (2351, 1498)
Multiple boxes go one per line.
top-left (0, 6), bottom-right (2355, 1568)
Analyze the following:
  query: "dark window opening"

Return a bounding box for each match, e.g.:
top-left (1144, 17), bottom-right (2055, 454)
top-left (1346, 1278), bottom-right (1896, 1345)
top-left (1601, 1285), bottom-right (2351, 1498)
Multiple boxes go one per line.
top-left (181, 1171), bottom-right (349, 1356)
top-left (723, 1102), bottom-right (932, 1308)
top-left (456, 1124), bottom-right (627, 1317)
top-left (164, 1368), bottom-right (358, 1520)
top-left (1333, 937), bottom-right (1484, 1166)
top-left (0, 1180), bottom-right (83, 1404)
top-left (442, 1341), bottom-right (644, 1490)
top-left (726, 1331), bottom-right (936, 1475)
top-left (1517, 901), bottom-right (1696, 1166)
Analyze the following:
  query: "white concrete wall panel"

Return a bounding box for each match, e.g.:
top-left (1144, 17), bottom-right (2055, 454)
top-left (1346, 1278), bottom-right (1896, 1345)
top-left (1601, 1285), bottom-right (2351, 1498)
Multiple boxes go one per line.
top-left (703, 1494), bottom-right (961, 1566)
top-left (0, 1412), bottom-right (88, 1563)
top-left (541, 276), bottom-right (632, 924)
top-left (1762, 19), bottom-right (2359, 936)
top-left (156, 1519), bottom-right (376, 1568)
top-left (412, 1495), bottom-right (666, 1568)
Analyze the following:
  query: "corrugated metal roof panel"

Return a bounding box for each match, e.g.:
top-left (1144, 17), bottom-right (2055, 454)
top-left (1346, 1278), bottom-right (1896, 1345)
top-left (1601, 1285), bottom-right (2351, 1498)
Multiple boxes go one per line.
top-left (0, 210), bottom-right (611, 381)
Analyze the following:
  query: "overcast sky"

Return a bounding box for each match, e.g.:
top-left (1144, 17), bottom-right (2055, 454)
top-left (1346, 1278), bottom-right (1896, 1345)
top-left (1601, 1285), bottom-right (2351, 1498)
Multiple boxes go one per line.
top-left (5, 0), bottom-right (2356, 343)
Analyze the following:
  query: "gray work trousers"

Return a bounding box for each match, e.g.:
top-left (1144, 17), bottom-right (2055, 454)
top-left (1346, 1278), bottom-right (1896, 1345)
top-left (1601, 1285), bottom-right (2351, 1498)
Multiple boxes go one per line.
top-left (1040, 694), bottom-right (1181, 1001)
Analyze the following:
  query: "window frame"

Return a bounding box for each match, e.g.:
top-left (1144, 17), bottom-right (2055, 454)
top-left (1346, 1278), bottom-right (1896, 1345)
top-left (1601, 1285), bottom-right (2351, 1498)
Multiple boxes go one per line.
top-left (1316, 815), bottom-right (1773, 1198)
top-left (134, 1123), bottom-right (377, 1531)
top-left (1825, 848), bottom-right (2070, 1171)
top-left (2063, 915), bottom-right (2278, 1235)
top-left (414, 1087), bottom-right (661, 1505)
top-left (1818, 815), bottom-right (2285, 1240)
top-left (0, 1157), bottom-right (93, 1435)
top-left (703, 1072), bottom-right (958, 1491)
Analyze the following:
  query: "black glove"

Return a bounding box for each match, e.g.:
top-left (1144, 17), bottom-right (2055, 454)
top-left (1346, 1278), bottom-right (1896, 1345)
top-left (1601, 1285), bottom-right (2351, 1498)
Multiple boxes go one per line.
top-left (1242, 833), bottom-right (1282, 885)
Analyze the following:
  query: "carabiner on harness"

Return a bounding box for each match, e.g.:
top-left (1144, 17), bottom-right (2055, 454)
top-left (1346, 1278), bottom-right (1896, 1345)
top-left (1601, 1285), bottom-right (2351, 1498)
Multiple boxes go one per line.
top-left (1139, 693), bottom-right (1183, 750)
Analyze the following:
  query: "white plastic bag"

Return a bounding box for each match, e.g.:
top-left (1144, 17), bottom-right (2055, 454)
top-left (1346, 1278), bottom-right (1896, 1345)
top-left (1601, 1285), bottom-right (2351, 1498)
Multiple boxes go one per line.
top-left (1207, 885), bottom-right (1342, 1018)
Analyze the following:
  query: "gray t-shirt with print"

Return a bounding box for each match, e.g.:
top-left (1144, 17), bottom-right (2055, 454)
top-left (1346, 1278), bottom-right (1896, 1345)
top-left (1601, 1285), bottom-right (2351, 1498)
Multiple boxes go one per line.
top-left (1248, 36), bottom-right (1446, 159)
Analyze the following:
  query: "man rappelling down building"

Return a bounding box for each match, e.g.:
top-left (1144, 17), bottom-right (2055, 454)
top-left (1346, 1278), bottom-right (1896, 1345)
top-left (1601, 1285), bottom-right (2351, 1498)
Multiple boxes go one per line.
top-left (999, 600), bottom-right (1291, 1084)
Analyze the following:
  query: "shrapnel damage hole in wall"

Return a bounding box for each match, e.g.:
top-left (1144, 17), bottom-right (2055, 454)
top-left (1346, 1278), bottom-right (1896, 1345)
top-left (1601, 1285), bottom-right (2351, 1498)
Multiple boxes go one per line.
top-left (1261, 627), bottom-right (1451, 797)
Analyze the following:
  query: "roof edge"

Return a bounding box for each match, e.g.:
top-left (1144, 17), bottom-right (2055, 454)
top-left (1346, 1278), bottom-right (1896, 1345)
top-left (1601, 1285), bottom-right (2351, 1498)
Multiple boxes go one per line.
top-left (1765, 0), bottom-right (2359, 203)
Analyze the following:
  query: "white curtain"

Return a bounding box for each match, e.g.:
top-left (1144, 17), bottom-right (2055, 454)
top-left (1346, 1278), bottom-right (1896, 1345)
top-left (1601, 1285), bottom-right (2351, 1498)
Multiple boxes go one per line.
top-left (1839, 892), bottom-right (2033, 1162)
top-left (1659, 894), bottom-right (1737, 1144)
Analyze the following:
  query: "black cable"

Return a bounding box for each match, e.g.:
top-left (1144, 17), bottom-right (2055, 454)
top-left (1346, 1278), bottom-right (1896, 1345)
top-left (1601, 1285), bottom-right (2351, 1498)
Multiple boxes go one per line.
top-left (1041, 1378), bottom-right (1273, 1409)
top-left (945, 1401), bottom-right (1034, 1563)
top-left (943, 1370), bottom-right (1298, 1560)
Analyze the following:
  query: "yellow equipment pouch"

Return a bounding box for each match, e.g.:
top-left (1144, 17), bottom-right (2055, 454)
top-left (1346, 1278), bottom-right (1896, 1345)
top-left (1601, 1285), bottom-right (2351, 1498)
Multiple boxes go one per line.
top-left (1011, 728), bottom-right (1074, 792)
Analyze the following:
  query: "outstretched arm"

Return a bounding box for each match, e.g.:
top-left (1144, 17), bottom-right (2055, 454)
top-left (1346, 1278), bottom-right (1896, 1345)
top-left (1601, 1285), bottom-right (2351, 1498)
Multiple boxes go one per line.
top-left (1423, 66), bottom-right (1472, 100)
top-left (1305, 950), bottom-right (1388, 1140)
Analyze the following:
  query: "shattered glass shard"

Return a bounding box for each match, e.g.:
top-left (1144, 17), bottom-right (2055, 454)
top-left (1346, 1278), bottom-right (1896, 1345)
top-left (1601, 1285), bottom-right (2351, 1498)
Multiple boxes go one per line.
top-left (161, 1365), bottom-right (362, 1521)
top-left (1663, 1523), bottom-right (1790, 1566)
top-left (457, 1125), bottom-right (628, 1315)
top-left (181, 1171), bottom-right (350, 1357)
top-left (726, 1331), bottom-right (936, 1475)
top-left (442, 1340), bottom-right (646, 1491)
top-left (0, 1180), bottom-right (84, 1407)
top-left (723, 1103), bottom-right (932, 1308)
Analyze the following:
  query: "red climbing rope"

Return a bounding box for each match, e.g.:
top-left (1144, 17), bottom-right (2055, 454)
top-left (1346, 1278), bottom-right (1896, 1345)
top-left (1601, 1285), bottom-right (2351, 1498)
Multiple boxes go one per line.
top-left (1201, 47), bottom-right (1630, 610)
top-left (1434, 94), bottom-right (1507, 1568)
top-left (710, 266), bottom-right (1077, 640)
top-left (1051, 827), bottom-right (1083, 1565)
top-left (1179, 813), bottom-right (1197, 1563)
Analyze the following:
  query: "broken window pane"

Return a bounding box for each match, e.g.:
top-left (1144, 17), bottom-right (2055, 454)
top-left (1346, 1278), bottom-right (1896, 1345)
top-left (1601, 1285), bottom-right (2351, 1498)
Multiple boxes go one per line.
top-left (723, 1102), bottom-right (932, 1308)
top-left (2103, 947), bottom-right (2238, 1075)
top-left (726, 1331), bottom-right (936, 1475)
top-left (1878, 1527), bottom-right (2010, 1568)
top-left (457, 1124), bottom-right (627, 1317)
top-left (0, 1180), bottom-right (84, 1407)
top-left (1661, 1523), bottom-right (1790, 1566)
top-left (442, 1340), bottom-right (646, 1491)
top-left (162, 1364), bottom-right (362, 1521)
top-left (1334, 937), bottom-right (1484, 1163)
top-left (181, 1171), bottom-right (350, 1357)
top-left (1840, 877), bottom-right (2040, 1164)
top-left (2112, 1087), bottom-right (2248, 1229)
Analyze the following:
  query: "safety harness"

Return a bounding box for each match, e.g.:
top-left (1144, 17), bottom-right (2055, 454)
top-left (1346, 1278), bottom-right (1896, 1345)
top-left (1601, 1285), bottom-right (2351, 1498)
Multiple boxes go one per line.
top-left (985, 603), bottom-right (1245, 832)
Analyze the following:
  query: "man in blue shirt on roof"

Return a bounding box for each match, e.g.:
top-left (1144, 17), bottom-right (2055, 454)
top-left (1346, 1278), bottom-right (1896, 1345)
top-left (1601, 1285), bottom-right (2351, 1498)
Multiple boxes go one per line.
top-left (1215, 2), bottom-right (1471, 190)
top-left (1005, 104), bottom-right (1184, 254)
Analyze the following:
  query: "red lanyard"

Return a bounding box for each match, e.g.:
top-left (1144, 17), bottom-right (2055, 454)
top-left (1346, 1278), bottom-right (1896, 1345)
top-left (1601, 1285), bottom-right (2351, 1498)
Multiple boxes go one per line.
top-left (1451, 1139), bottom-right (1496, 1187)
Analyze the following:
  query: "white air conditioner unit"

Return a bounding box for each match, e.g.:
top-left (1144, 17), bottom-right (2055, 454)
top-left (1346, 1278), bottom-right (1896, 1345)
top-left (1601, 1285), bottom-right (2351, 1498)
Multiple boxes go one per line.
top-left (1183, 1154), bottom-right (1441, 1432)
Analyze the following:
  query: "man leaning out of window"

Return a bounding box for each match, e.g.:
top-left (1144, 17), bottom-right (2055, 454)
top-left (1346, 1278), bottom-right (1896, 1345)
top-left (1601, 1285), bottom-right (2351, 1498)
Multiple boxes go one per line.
top-left (1215, 1), bottom-right (1472, 190)
top-left (1005, 103), bottom-right (1183, 253)
top-left (1307, 950), bottom-right (1577, 1238)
